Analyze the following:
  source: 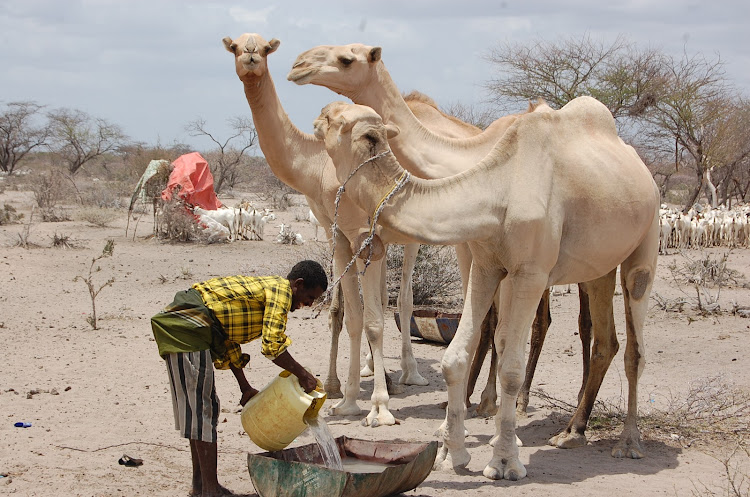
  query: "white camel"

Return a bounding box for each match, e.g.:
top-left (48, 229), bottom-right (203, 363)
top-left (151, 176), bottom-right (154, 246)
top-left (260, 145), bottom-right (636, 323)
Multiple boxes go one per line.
top-left (224, 33), bottom-right (439, 427)
top-left (314, 101), bottom-right (660, 480)
top-left (288, 43), bottom-right (593, 417)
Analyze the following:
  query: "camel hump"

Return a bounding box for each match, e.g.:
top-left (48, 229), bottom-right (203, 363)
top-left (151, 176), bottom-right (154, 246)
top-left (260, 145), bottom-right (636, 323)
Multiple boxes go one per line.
top-left (558, 96), bottom-right (618, 136)
top-left (403, 90), bottom-right (440, 109)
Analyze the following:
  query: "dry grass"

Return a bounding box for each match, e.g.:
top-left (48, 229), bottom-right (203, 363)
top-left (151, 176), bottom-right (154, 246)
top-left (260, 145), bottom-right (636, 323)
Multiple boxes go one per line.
top-left (0, 203), bottom-right (23, 225)
top-left (535, 375), bottom-right (750, 445)
top-left (75, 207), bottom-right (119, 227)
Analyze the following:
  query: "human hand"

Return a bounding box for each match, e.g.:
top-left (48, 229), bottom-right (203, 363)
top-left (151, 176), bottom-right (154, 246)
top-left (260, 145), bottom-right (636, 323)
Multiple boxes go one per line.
top-left (297, 371), bottom-right (318, 393)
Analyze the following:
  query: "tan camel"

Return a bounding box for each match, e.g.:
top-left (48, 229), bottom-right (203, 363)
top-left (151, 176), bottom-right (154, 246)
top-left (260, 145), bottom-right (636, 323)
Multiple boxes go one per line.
top-left (313, 101), bottom-right (660, 480)
top-left (223, 33), bottom-right (446, 427)
top-left (287, 44), bottom-right (592, 417)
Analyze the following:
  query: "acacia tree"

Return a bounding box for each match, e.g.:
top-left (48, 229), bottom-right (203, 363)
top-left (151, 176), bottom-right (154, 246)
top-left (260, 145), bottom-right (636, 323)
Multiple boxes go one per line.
top-left (484, 34), bottom-right (666, 119)
top-left (185, 116), bottom-right (258, 193)
top-left (0, 101), bottom-right (50, 174)
top-left (641, 52), bottom-right (749, 210)
top-left (443, 101), bottom-right (498, 130)
top-left (47, 108), bottom-right (128, 175)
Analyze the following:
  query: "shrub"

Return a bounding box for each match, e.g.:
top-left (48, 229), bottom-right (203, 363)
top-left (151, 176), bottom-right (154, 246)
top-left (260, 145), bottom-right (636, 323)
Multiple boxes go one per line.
top-left (76, 207), bottom-right (118, 227)
top-left (156, 197), bottom-right (197, 242)
top-left (0, 204), bottom-right (23, 225)
top-left (386, 244), bottom-right (462, 308)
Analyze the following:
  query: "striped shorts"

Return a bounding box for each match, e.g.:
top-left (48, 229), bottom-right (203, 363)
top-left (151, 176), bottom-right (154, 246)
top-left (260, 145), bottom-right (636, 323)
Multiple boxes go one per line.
top-left (165, 349), bottom-right (220, 443)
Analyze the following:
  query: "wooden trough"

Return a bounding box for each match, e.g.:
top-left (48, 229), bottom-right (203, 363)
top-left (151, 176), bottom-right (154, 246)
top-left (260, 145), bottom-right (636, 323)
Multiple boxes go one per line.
top-left (394, 309), bottom-right (461, 344)
top-left (247, 436), bottom-right (437, 497)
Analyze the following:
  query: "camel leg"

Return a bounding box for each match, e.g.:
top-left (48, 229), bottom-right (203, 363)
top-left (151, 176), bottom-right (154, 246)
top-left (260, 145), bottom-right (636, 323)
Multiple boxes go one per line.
top-left (576, 284), bottom-right (592, 404)
top-left (474, 304), bottom-right (499, 417)
top-left (328, 240), bottom-right (365, 417)
top-left (548, 269), bottom-right (618, 449)
top-left (484, 272), bottom-right (548, 481)
top-left (517, 288), bottom-right (551, 415)
top-left (612, 218), bottom-right (659, 459)
top-left (434, 264), bottom-right (503, 473)
top-left (397, 243), bottom-right (429, 386)
top-left (465, 308), bottom-right (492, 410)
top-left (324, 282), bottom-right (344, 398)
top-left (360, 257), bottom-right (397, 427)
top-left (458, 242), bottom-right (500, 417)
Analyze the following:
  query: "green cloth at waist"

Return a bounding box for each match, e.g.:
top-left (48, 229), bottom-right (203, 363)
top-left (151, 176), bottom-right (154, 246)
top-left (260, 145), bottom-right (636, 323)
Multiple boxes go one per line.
top-left (151, 288), bottom-right (228, 360)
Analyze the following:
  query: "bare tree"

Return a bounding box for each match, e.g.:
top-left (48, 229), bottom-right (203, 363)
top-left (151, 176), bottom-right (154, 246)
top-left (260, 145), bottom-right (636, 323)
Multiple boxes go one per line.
top-left (484, 34), bottom-right (666, 119)
top-left (184, 116), bottom-right (258, 193)
top-left (0, 101), bottom-right (50, 174)
top-left (47, 108), bottom-right (128, 175)
top-left (642, 52), bottom-right (747, 210)
top-left (442, 101), bottom-right (498, 130)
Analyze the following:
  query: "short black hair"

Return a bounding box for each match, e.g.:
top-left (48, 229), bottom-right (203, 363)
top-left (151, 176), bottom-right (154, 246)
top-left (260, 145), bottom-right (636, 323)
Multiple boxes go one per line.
top-left (287, 260), bottom-right (328, 291)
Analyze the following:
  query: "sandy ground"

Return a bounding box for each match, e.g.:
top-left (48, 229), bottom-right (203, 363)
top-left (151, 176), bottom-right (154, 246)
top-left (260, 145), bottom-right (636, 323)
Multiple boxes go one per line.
top-left (1, 190), bottom-right (749, 497)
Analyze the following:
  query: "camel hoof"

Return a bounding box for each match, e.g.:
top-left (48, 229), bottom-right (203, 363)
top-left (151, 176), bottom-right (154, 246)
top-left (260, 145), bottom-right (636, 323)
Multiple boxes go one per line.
top-left (484, 457), bottom-right (526, 481)
top-left (362, 412), bottom-right (396, 427)
top-left (328, 401), bottom-right (362, 417)
top-left (612, 441), bottom-right (644, 459)
top-left (360, 365), bottom-right (374, 377)
top-left (323, 380), bottom-right (343, 399)
top-left (433, 448), bottom-right (470, 473)
top-left (398, 372), bottom-right (429, 386)
top-left (549, 430), bottom-right (587, 449)
top-left (475, 400), bottom-right (498, 418)
top-left (386, 380), bottom-right (405, 396)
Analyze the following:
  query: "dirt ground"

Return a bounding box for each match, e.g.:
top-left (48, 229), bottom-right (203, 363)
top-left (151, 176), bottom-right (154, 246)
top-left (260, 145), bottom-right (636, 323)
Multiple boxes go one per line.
top-left (1, 189), bottom-right (749, 497)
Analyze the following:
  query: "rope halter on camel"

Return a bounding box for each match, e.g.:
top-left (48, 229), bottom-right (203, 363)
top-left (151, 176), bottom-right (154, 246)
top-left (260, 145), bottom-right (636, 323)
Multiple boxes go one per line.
top-left (313, 149), bottom-right (411, 317)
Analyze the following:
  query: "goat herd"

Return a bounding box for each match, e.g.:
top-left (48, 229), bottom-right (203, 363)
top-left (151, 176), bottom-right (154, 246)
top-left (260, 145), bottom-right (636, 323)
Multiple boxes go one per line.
top-left (659, 203), bottom-right (750, 253)
top-left (191, 201), bottom-right (277, 243)
top-left (190, 199), bottom-right (750, 252)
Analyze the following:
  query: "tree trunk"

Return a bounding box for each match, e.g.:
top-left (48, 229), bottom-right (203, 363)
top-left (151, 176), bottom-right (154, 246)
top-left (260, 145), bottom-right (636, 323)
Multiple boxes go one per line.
top-left (705, 168), bottom-right (718, 208)
top-left (683, 181), bottom-right (703, 213)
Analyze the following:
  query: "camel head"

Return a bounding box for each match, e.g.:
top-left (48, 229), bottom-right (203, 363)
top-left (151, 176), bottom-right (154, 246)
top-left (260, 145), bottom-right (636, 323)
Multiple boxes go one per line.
top-left (222, 33), bottom-right (280, 82)
top-left (287, 44), bottom-right (382, 96)
top-left (313, 102), bottom-right (398, 185)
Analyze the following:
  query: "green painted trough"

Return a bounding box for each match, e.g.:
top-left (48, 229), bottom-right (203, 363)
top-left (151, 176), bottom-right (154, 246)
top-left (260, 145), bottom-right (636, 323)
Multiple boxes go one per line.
top-left (247, 436), bottom-right (437, 497)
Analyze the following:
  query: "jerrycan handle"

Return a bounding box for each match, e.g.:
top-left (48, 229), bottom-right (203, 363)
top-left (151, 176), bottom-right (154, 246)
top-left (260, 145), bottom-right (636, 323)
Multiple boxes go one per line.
top-left (278, 369), bottom-right (325, 393)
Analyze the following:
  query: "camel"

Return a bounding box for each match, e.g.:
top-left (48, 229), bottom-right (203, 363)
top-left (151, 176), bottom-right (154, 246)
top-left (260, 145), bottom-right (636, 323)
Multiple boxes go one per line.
top-left (287, 43), bottom-right (593, 417)
top-left (224, 33), bottom-right (465, 427)
top-left (313, 101), bottom-right (660, 480)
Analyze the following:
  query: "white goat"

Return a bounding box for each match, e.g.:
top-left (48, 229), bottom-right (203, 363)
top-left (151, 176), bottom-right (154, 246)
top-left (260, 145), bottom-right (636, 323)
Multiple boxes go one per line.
top-left (196, 214), bottom-right (231, 243)
top-left (194, 206), bottom-right (238, 241)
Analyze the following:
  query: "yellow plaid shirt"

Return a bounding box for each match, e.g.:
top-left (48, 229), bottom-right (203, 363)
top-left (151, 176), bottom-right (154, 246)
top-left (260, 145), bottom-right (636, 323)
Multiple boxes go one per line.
top-left (192, 275), bottom-right (293, 369)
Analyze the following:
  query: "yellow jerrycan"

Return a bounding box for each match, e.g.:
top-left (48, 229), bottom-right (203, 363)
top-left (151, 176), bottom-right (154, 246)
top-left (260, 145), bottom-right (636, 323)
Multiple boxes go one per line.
top-left (241, 370), bottom-right (326, 451)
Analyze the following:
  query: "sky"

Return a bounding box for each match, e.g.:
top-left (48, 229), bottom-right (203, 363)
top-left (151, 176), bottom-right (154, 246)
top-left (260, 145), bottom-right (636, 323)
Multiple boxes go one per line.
top-left (2, 0), bottom-right (749, 152)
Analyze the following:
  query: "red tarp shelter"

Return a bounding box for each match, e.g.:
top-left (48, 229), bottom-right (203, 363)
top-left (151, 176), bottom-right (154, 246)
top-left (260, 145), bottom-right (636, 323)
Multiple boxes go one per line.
top-left (161, 152), bottom-right (223, 210)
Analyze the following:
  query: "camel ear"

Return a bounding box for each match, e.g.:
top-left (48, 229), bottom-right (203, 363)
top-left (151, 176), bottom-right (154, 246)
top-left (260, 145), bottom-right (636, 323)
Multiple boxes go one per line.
top-left (385, 123), bottom-right (400, 139)
top-left (340, 117), bottom-right (356, 136)
top-left (266, 38), bottom-right (281, 55)
top-left (368, 47), bottom-right (382, 63)
top-left (222, 36), bottom-right (236, 54)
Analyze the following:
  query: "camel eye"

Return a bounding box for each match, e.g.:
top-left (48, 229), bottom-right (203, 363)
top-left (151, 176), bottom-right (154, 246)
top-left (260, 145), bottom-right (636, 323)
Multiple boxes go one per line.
top-left (338, 56), bottom-right (354, 67)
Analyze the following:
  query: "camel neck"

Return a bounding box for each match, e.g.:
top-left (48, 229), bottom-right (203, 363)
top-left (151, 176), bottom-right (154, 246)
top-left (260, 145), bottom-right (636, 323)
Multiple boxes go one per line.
top-left (351, 64), bottom-right (514, 179)
top-left (343, 150), bottom-right (506, 246)
top-left (242, 76), bottom-right (326, 197)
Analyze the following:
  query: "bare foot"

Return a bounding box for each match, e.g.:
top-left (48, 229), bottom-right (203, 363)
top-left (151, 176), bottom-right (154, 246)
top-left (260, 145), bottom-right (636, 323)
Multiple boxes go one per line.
top-left (202, 485), bottom-right (235, 497)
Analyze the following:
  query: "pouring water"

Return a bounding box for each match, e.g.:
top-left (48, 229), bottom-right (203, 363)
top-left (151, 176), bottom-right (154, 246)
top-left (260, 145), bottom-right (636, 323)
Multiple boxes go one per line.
top-left (303, 413), bottom-right (344, 471)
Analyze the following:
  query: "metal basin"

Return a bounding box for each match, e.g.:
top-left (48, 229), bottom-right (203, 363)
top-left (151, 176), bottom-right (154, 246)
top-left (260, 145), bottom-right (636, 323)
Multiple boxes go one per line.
top-left (394, 309), bottom-right (461, 344)
top-left (247, 436), bottom-right (437, 497)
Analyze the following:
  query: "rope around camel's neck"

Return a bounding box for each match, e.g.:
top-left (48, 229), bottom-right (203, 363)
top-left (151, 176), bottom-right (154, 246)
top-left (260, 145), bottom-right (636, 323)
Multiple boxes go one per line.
top-left (312, 149), bottom-right (411, 316)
